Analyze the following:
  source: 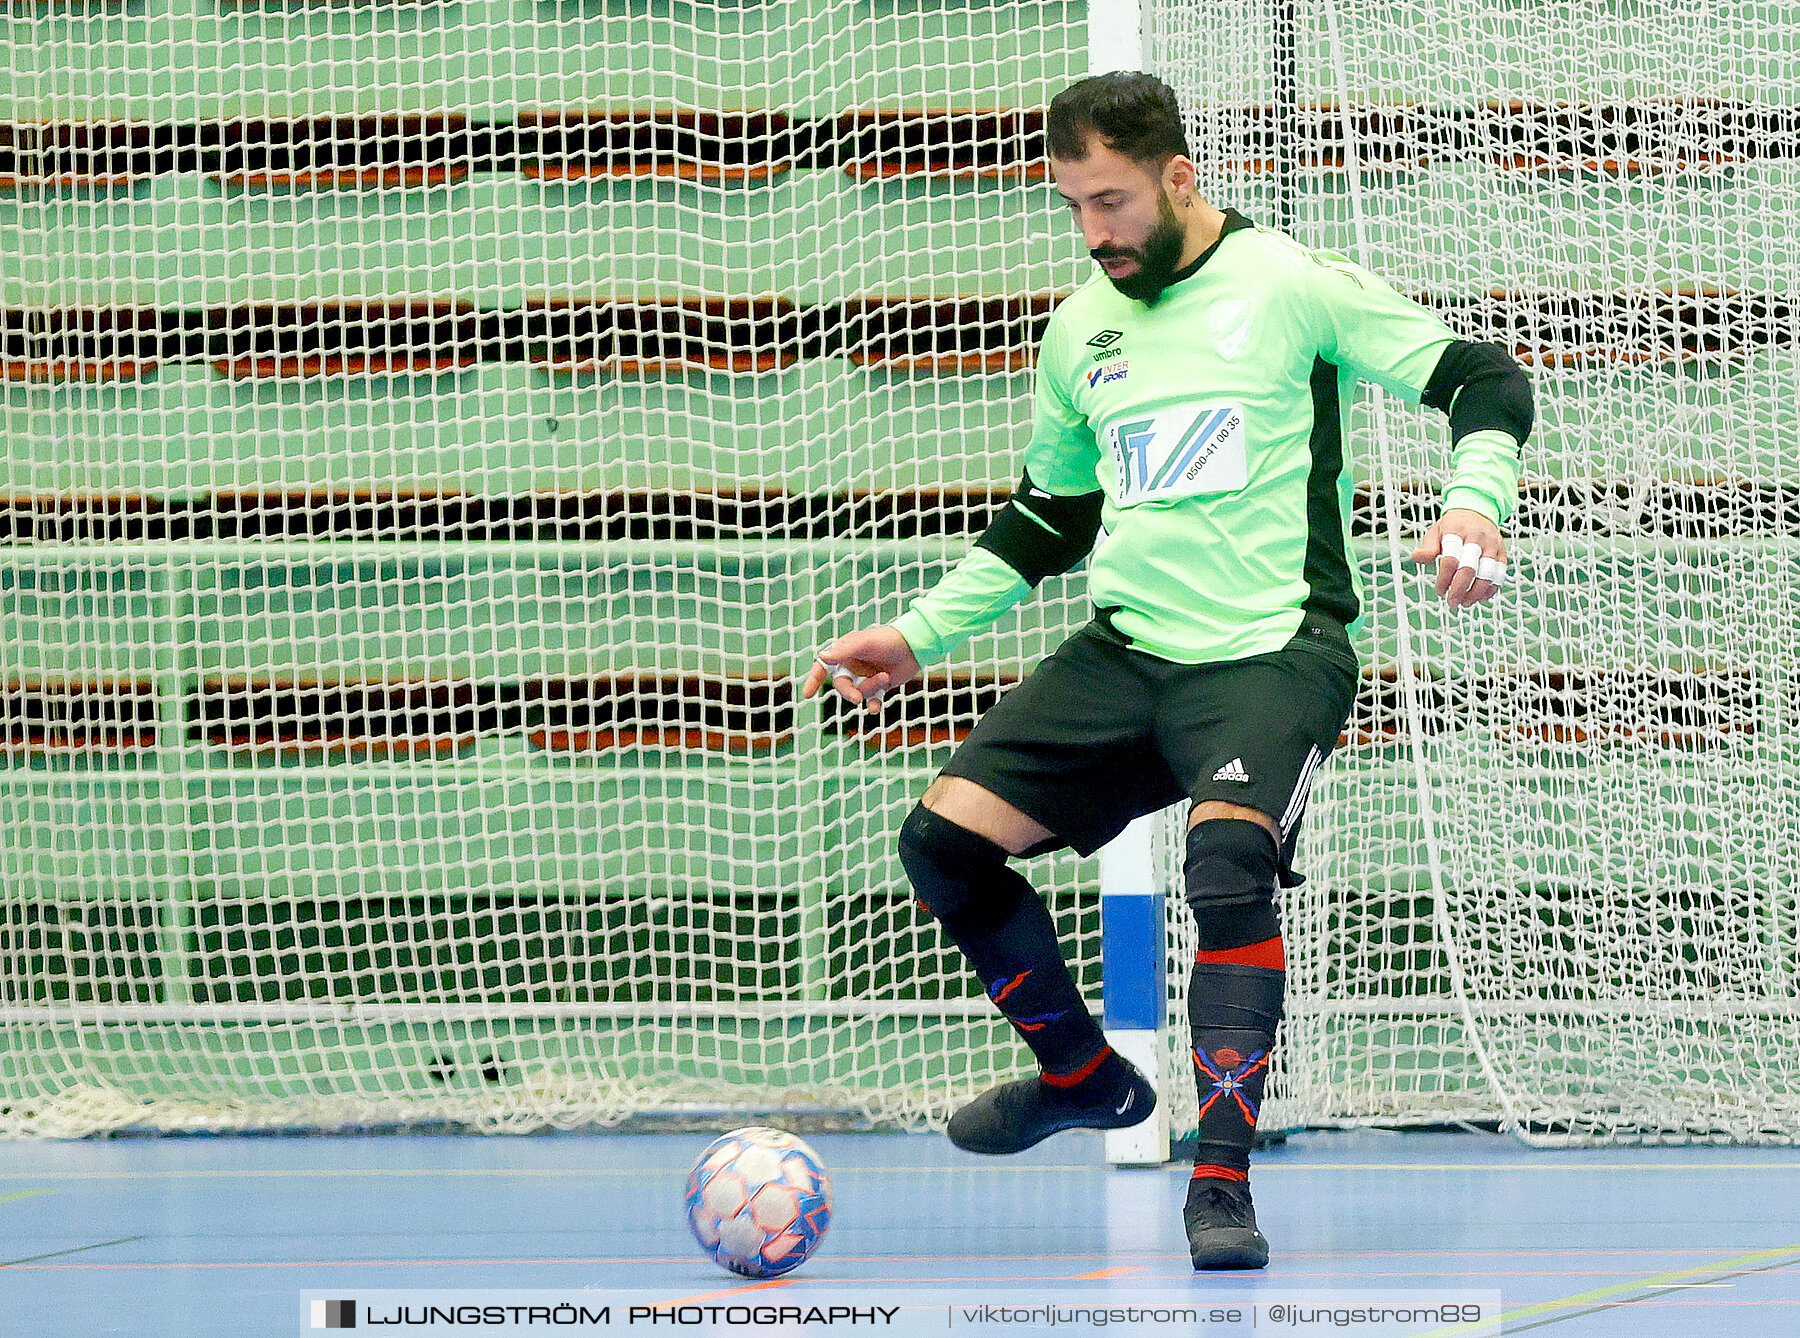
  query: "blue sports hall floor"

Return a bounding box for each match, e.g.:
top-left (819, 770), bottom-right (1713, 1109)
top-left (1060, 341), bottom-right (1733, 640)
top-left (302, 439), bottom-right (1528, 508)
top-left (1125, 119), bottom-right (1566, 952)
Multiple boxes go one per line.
top-left (1, 1127), bottom-right (1795, 1336)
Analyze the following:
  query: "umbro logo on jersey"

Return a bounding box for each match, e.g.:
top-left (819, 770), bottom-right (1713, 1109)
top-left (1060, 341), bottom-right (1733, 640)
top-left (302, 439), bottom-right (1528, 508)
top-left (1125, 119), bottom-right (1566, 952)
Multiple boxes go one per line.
top-left (1212, 758), bottom-right (1251, 783)
top-left (1086, 329), bottom-right (1124, 349)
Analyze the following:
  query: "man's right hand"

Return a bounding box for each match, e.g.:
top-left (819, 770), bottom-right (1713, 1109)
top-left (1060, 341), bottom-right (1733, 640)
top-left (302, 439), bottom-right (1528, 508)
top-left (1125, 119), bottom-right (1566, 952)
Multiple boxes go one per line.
top-left (800, 626), bottom-right (923, 713)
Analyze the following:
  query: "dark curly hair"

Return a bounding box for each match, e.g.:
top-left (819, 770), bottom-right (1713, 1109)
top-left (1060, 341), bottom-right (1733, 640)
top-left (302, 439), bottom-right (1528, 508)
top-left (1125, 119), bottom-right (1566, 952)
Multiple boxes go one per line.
top-left (1046, 72), bottom-right (1191, 169)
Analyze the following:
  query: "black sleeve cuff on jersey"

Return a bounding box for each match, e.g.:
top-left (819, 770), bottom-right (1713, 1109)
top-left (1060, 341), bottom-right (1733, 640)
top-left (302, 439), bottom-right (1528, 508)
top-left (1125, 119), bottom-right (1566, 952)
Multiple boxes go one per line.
top-left (973, 471), bottom-right (1105, 587)
top-left (1422, 340), bottom-right (1534, 449)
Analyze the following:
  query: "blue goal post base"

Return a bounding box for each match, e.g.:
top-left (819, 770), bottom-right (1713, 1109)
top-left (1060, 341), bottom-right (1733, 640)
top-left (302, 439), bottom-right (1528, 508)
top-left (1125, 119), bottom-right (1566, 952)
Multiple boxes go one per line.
top-left (1098, 813), bottom-right (1173, 1165)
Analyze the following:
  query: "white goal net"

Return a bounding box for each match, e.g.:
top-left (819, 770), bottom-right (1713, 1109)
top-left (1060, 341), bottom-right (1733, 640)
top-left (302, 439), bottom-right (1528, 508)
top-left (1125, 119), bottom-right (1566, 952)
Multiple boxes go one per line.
top-left (1153, 0), bottom-right (1800, 1145)
top-left (3, 0), bottom-right (1796, 1146)
top-left (3, 0), bottom-right (1104, 1138)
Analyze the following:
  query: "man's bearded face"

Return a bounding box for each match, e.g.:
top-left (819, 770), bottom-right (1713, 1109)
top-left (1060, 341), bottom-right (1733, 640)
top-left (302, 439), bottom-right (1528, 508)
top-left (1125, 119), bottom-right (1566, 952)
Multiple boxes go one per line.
top-left (1090, 189), bottom-right (1188, 304)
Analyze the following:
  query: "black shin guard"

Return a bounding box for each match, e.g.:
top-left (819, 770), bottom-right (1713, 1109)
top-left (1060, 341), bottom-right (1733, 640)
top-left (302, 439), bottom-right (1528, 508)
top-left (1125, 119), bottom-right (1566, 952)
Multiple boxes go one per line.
top-left (898, 804), bottom-right (1107, 1075)
top-left (1185, 819), bottom-right (1285, 1175)
top-left (1189, 962), bottom-right (1283, 1175)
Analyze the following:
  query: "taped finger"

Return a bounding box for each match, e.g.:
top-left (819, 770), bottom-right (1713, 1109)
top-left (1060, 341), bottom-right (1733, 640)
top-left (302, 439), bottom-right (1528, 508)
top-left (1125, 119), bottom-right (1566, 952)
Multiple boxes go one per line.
top-left (1438, 533), bottom-right (1465, 563)
top-left (1457, 541), bottom-right (1483, 573)
top-left (1477, 556), bottom-right (1505, 585)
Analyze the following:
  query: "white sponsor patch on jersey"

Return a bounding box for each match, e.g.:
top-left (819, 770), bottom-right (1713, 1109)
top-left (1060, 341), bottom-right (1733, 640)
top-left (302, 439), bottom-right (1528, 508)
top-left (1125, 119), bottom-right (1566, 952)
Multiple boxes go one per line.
top-left (1105, 405), bottom-right (1249, 503)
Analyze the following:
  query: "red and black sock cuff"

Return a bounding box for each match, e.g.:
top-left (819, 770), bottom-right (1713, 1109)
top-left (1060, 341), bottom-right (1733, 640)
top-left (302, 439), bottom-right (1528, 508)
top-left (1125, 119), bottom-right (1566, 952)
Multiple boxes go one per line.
top-left (1041, 1045), bottom-right (1114, 1088)
top-left (1194, 935), bottom-right (1285, 970)
top-left (1191, 1164), bottom-right (1249, 1182)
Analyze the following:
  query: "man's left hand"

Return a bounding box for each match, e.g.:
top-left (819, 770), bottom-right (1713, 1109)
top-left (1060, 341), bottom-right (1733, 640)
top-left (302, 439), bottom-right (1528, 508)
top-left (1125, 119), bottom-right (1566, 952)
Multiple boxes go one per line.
top-left (1409, 508), bottom-right (1507, 609)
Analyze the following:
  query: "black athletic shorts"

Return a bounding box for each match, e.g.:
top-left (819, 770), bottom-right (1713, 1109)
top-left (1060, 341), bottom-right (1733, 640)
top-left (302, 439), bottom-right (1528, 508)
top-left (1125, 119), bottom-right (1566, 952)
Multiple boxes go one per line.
top-left (939, 614), bottom-right (1359, 879)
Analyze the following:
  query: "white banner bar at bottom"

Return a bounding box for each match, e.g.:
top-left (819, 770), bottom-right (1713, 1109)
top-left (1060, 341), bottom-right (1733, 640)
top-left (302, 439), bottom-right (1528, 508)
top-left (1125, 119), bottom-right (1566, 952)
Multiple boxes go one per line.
top-left (301, 1288), bottom-right (1502, 1337)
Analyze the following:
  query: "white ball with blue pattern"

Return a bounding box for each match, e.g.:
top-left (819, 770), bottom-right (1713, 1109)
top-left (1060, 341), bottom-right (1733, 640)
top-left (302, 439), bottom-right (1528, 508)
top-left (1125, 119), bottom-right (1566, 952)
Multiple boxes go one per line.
top-left (684, 1126), bottom-right (833, 1277)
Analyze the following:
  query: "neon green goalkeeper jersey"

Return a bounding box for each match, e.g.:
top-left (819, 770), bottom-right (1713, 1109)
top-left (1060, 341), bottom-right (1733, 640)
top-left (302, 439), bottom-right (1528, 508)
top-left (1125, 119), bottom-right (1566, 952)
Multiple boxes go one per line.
top-left (891, 211), bottom-right (1521, 667)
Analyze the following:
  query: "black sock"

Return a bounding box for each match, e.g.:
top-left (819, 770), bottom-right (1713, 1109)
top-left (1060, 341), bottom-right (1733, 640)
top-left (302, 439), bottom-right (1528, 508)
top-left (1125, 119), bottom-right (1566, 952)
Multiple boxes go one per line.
top-left (958, 874), bottom-right (1111, 1077)
top-left (1189, 959), bottom-right (1283, 1178)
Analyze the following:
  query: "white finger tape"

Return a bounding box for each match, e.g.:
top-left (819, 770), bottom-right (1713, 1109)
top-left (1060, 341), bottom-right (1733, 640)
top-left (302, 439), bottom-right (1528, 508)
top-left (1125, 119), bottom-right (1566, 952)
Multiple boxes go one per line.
top-left (1438, 534), bottom-right (1464, 562)
top-left (817, 659), bottom-right (856, 682)
top-left (1477, 556), bottom-right (1504, 584)
top-left (1457, 542), bottom-right (1483, 572)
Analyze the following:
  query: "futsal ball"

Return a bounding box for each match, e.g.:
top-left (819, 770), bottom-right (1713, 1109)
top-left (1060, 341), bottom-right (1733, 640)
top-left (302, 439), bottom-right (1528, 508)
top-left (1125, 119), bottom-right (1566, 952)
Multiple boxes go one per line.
top-left (684, 1126), bottom-right (833, 1277)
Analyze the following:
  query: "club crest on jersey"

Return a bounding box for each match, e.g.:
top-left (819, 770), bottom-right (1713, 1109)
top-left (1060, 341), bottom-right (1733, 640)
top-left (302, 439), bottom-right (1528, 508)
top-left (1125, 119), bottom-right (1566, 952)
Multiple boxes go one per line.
top-left (1086, 360), bottom-right (1129, 388)
top-left (1208, 297), bottom-right (1256, 361)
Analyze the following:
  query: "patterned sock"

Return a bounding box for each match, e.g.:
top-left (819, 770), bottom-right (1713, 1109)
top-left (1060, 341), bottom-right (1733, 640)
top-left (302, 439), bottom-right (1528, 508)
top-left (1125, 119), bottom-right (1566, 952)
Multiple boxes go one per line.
top-left (1189, 938), bottom-right (1284, 1180)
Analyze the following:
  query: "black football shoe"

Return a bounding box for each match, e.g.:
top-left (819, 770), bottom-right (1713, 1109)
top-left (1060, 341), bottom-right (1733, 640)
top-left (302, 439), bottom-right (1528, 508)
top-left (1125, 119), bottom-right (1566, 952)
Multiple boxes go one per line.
top-left (1184, 1176), bottom-right (1270, 1270)
top-left (947, 1051), bottom-right (1156, 1155)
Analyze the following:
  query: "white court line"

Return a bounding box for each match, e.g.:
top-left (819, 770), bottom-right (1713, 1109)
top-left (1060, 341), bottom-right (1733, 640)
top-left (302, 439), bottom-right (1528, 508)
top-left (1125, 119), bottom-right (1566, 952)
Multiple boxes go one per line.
top-left (1251, 1162), bottom-right (1800, 1172)
top-left (0, 1160), bottom-right (1795, 1182)
top-left (1413, 1244), bottom-right (1800, 1338)
top-left (0, 1165), bottom-right (1094, 1182)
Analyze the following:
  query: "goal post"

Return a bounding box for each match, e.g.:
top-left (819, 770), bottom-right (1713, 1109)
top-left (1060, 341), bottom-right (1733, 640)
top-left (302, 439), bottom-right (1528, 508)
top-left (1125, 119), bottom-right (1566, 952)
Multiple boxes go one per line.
top-left (1085, 0), bottom-right (1178, 1169)
top-left (1099, 814), bottom-right (1170, 1166)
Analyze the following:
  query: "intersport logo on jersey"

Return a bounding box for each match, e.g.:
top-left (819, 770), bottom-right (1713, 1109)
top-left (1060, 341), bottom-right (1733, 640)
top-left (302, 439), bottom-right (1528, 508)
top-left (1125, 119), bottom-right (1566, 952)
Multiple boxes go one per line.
top-left (1086, 361), bottom-right (1129, 387)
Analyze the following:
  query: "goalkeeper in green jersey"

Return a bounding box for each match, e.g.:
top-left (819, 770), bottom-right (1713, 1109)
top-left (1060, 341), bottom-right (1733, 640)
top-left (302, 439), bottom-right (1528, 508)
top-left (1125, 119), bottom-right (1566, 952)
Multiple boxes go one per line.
top-left (801, 72), bottom-right (1531, 1270)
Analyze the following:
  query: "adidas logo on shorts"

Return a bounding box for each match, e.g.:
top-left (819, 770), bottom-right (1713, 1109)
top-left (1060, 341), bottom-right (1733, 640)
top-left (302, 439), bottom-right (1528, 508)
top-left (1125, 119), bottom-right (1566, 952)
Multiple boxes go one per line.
top-left (1211, 757), bottom-right (1251, 783)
